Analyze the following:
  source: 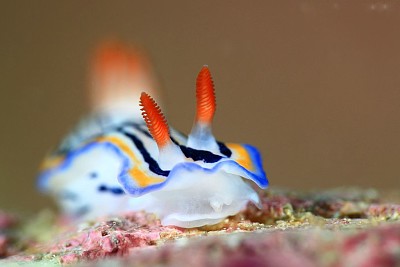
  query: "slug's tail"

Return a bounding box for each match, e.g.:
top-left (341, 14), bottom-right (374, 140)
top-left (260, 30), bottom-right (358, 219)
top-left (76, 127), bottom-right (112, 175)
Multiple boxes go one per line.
top-left (88, 41), bottom-right (161, 122)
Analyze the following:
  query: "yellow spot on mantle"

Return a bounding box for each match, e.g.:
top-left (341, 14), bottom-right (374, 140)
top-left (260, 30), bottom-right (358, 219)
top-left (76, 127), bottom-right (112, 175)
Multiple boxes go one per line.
top-left (226, 143), bottom-right (254, 171)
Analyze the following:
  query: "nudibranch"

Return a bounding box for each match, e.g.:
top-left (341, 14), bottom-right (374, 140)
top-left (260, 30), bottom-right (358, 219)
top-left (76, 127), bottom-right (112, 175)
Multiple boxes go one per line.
top-left (38, 43), bottom-right (268, 228)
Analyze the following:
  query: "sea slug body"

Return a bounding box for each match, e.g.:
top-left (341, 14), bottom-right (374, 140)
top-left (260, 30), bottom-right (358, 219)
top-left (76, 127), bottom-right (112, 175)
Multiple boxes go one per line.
top-left (38, 43), bottom-right (269, 228)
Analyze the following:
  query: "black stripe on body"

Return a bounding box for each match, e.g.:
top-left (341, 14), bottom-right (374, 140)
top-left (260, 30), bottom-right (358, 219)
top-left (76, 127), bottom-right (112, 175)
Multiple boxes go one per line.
top-left (168, 129), bottom-right (232, 158)
top-left (98, 184), bottom-right (125, 195)
top-left (122, 131), bottom-right (170, 176)
top-left (217, 141), bottom-right (232, 157)
top-left (170, 138), bottom-right (223, 163)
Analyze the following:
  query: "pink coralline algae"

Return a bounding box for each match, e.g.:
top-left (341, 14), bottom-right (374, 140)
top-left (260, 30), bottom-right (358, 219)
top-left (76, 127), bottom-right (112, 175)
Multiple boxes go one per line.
top-left (0, 211), bottom-right (16, 230)
top-left (48, 212), bottom-right (183, 264)
top-left (338, 224), bottom-right (400, 267)
top-left (0, 211), bottom-right (17, 258)
top-left (367, 204), bottom-right (400, 219)
top-left (1, 187), bottom-right (399, 266)
top-left (82, 223), bottom-right (400, 267)
top-left (0, 235), bottom-right (8, 258)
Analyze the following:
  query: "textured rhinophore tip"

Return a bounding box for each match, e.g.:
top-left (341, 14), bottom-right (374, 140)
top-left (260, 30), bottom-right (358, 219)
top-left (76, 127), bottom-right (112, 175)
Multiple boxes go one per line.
top-left (140, 92), bottom-right (170, 147)
top-left (196, 66), bottom-right (216, 124)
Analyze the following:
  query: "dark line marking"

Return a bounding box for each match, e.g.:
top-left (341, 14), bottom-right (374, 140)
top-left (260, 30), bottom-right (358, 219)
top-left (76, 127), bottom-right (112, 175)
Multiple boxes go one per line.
top-left (122, 131), bottom-right (170, 176)
top-left (170, 137), bottom-right (223, 163)
top-left (217, 141), bottom-right (232, 157)
top-left (98, 184), bottom-right (125, 195)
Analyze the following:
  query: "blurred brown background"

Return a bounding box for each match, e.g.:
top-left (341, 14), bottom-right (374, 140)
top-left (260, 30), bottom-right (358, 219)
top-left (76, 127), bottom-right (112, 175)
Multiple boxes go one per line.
top-left (1, 1), bottom-right (399, 213)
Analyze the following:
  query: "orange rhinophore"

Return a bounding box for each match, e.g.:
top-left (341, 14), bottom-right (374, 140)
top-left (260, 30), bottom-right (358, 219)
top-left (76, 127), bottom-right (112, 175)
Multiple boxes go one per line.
top-left (140, 92), bottom-right (170, 148)
top-left (195, 66), bottom-right (216, 124)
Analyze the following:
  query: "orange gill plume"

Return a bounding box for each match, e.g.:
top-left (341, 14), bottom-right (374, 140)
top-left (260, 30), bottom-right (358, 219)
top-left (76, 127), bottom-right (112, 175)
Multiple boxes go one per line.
top-left (88, 40), bottom-right (161, 117)
top-left (140, 92), bottom-right (171, 148)
top-left (92, 41), bottom-right (141, 77)
top-left (195, 66), bottom-right (216, 124)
